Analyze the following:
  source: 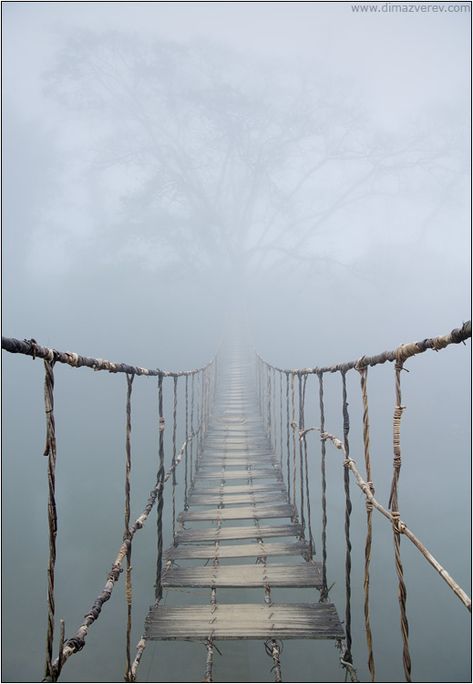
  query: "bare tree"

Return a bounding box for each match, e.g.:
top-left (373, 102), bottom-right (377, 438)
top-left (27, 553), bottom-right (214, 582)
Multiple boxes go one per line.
top-left (45, 31), bottom-right (466, 293)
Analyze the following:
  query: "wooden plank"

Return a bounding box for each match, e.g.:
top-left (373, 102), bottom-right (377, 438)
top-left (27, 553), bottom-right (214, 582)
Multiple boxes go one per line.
top-left (179, 504), bottom-right (293, 521)
top-left (175, 523), bottom-right (302, 543)
top-left (189, 492), bottom-right (286, 506)
top-left (191, 483), bottom-right (286, 495)
top-left (162, 562), bottom-right (322, 588)
top-left (165, 540), bottom-right (309, 560)
top-left (145, 603), bottom-right (344, 641)
top-left (193, 470), bottom-right (280, 480)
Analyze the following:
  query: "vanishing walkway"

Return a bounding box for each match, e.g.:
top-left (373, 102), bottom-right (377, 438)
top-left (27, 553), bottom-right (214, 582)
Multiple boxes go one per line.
top-left (145, 344), bottom-right (343, 659)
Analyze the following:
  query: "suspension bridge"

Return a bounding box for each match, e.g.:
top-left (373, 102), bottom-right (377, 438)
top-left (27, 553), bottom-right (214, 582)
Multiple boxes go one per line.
top-left (1, 321), bottom-right (471, 683)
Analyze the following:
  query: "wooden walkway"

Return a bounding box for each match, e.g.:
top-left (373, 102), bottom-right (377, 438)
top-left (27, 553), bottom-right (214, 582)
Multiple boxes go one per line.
top-left (145, 347), bottom-right (343, 648)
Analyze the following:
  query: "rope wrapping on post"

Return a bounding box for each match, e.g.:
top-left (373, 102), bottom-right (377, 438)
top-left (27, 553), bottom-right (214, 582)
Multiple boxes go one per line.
top-left (290, 373), bottom-right (297, 519)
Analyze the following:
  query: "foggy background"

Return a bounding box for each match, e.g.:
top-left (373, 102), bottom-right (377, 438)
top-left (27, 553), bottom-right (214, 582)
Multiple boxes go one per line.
top-left (2, 2), bottom-right (470, 683)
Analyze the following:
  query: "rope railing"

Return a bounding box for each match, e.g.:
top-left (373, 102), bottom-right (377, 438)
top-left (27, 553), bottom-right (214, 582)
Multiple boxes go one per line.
top-left (2, 335), bottom-right (216, 683)
top-left (256, 320), bottom-right (471, 682)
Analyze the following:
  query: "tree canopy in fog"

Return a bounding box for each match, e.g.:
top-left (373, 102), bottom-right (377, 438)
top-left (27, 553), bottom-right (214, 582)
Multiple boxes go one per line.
top-left (44, 31), bottom-right (468, 292)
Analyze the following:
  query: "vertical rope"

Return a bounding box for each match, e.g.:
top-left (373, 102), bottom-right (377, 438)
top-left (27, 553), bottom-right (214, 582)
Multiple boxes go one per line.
top-left (341, 370), bottom-right (353, 666)
top-left (301, 374), bottom-right (314, 559)
top-left (390, 360), bottom-right (412, 682)
top-left (43, 357), bottom-right (58, 682)
top-left (155, 374), bottom-right (165, 602)
top-left (172, 376), bottom-right (178, 545)
top-left (297, 373), bottom-right (306, 538)
top-left (203, 639), bottom-right (215, 683)
top-left (285, 372), bottom-right (291, 505)
top-left (265, 639), bottom-right (283, 683)
top-left (184, 375), bottom-right (189, 510)
top-left (267, 365), bottom-right (272, 442)
top-left (279, 371), bottom-right (283, 470)
top-left (290, 373), bottom-right (297, 516)
top-left (358, 365), bottom-right (376, 682)
top-left (124, 374), bottom-right (134, 682)
top-left (190, 373), bottom-right (195, 486)
top-left (317, 371), bottom-right (328, 600)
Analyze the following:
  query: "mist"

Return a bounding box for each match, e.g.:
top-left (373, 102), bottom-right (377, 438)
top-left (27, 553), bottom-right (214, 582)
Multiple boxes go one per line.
top-left (2, 3), bottom-right (470, 683)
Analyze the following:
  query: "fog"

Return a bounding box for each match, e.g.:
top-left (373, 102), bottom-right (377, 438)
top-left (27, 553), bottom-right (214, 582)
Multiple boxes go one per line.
top-left (2, 3), bottom-right (470, 683)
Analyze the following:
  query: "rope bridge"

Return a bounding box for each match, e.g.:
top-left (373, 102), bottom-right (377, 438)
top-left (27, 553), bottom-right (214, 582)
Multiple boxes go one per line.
top-left (1, 320), bottom-right (471, 683)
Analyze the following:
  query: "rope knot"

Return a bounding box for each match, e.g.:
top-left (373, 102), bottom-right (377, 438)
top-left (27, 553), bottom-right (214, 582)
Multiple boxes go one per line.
top-left (159, 417), bottom-right (165, 432)
top-left (343, 458), bottom-right (354, 468)
top-left (391, 511), bottom-right (405, 534)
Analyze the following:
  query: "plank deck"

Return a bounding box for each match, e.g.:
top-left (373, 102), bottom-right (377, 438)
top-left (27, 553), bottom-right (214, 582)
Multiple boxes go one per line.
top-left (179, 504), bottom-right (293, 521)
top-left (164, 540), bottom-right (309, 560)
top-left (175, 524), bottom-right (303, 543)
top-left (145, 603), bottom-right (344, 640)
top-left (162, 562), bottom-right (322, 588)
top-left (145, 349), bottom-right (344, 653)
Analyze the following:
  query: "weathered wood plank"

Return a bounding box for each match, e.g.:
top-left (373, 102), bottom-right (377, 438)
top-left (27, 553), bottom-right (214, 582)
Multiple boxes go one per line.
top-left (189, 492), bottom-right (286, 506)
top-left (179, 504), bottom-right (293, 521)
top-left (190, 483), bottom-right (286, 495)
top-left (193, 469), bottom-right (281, 480)
top-left (162, 562), bottom-right (322, 588)
top-left (145, 603), bottom-right (344, 641)
top-left (164, 540), bottom-right (309, 560)
top-left (175, 523), bottom-right (302, 543)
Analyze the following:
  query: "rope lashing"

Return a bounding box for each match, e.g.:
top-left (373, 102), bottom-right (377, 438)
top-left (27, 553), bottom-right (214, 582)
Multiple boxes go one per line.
top-left (300, 374), bottom-right (315, 559)
top-left (265, 639), bottom-right (283, 683)
top-left (124, 374), bottom-right (134, 683)
top-left (340, 370), bottom-right (353, 668)
top-left (43, 356), bottom-right (59, 682)
top-left (356, 365), bottom-right (376, 683)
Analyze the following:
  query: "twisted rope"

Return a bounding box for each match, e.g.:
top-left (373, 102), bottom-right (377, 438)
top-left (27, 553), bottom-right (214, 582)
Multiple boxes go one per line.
top-left (265, 639), bottom-right (283, 683)
top-left (317, 371), bottom-right (328, 600)
top-left (290, 373), bottom-right (297, 515)
top-left (124, 374), bottom-right (134, 682)
top-left (2, 336), bottom-right (214, 377)
top-left (279, 370), bottom-right (283, 469)
top-left (285, 372), bottom-right (291, 504)
top-left (184, 376), bottom-right (189, 511)
top-left (155, 375), bottom-right (165, 602)
top-left (43, 357), bottom-right (58, 682)
top-left (357, 366), bottom-right (376, 683)
top-left (172, 376), bottom-right (178, 545)
top-left (301, 374), bottom-right (315, 559)
top-left (341, 370), bottom-right (353, 667)
top-left (297, 373), bottom-right (306, 537)
top-left (390, 360), bottom-right (411, 682)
